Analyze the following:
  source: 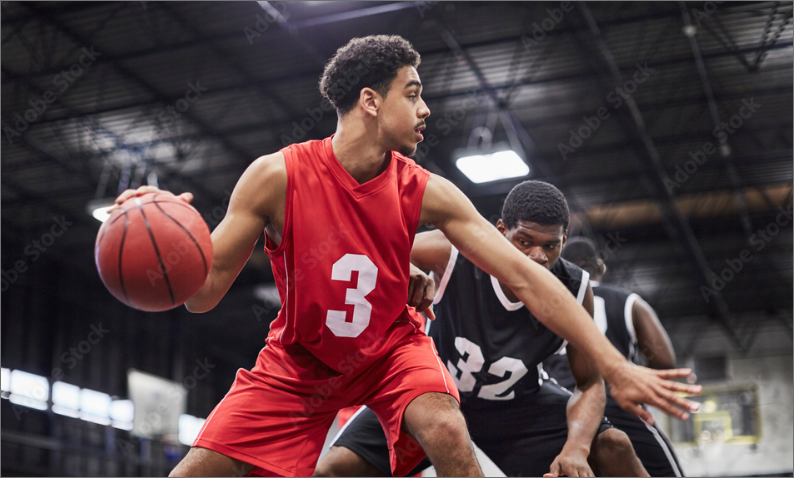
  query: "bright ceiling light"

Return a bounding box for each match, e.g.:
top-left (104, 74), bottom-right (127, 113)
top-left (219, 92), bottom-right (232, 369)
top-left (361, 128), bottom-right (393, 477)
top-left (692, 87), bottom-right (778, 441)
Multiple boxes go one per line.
top-left (455, 150), bottom-right (529, 184)
top-left (86, 198), bottom-right (116, 223)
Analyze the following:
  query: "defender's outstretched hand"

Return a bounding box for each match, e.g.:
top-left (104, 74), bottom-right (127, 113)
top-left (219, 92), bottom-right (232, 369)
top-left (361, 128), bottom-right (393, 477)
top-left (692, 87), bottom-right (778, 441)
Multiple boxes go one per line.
top-left (607, 362), bottom-right (701, 424)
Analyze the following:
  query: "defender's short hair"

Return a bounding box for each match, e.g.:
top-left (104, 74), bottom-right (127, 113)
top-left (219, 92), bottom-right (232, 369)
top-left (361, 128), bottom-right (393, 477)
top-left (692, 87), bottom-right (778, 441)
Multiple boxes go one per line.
top-left (320, 35), bottom-right (421, 115)
top-left (501, 180), bottom-right (570, 231)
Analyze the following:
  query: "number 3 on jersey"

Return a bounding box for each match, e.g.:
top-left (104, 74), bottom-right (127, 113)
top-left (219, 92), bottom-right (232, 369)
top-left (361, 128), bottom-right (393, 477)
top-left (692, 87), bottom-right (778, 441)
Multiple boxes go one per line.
top-left (326, 254), bottom-right (378, 338)
top-left (447, 337), bottom-right (528, 401)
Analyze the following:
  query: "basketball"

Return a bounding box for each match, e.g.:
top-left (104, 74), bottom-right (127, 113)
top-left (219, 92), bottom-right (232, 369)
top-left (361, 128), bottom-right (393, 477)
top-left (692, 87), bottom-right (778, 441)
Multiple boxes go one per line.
top-left (94, 193), bottom-right (213, 312)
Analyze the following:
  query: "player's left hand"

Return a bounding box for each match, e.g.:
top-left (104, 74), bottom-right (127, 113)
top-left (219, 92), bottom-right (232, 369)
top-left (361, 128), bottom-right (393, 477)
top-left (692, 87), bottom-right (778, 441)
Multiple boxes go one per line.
top-left (544, 448), bottom-right (594, 477)
top-left (606, 362), bottom-right (701, 424)
top-left (407, 263), bottom-right (435, 318)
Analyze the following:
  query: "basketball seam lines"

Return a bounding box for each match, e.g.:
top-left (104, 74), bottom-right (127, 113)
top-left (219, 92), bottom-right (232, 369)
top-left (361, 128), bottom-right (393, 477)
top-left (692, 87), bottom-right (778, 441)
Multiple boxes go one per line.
top-left (139, 205), bottom-right (176, 306)
top-left (118, 213), bottom-right (133, 308)
top-left (152, 197), bottom-right (209, 276)
top-left (106, 198), bottom-right (199, 228)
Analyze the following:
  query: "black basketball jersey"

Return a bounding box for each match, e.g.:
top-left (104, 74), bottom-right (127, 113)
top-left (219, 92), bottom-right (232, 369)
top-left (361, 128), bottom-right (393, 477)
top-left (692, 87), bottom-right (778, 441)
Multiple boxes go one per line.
top-left (428, 245), bottom-right (589, 409)
top-left (592, 282), bottom-right (641, 365)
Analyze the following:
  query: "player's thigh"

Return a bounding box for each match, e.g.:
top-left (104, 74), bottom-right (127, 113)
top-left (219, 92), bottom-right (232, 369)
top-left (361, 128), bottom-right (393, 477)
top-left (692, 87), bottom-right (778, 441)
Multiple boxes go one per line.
top-left (169, 446), bottom-right (254, 477)
top-left (402, 391), bottom-right (467, 445)
top-left (314, 446), bottom-right (384, 477)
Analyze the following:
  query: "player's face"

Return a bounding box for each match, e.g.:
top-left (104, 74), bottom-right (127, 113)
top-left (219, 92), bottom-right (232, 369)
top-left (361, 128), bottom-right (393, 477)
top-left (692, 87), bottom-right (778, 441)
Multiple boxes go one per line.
top-left (380, 66), bottom-right (430, 156)
top-left (497, 220), bottom-right (567, 270)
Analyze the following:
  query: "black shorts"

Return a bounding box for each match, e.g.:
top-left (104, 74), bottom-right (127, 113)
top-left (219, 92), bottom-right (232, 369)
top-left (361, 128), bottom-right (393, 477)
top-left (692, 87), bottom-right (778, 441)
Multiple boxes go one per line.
top-left (604, 397), bottom-right (684, 477)
top-left (331, 380), bottom-right (613, 477)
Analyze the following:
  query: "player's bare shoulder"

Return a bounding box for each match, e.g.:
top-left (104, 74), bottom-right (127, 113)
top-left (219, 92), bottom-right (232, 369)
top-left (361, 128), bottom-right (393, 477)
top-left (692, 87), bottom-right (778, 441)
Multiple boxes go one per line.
top-left (419, 173), bottom-right (469, 227)
top-left (232, 152), bottom-right (288, 224)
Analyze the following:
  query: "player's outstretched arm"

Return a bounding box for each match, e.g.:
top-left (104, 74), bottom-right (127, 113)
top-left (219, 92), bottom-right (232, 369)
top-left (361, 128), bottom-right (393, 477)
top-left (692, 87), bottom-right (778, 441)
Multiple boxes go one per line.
top-left (418, 174), bottom-right (701, 423)
top-left (114, 153), bottom-right (285, 313)
top-left (546, 286), bottom-right (602, 478)
top-left (633, 296), bottom-right (676, 369)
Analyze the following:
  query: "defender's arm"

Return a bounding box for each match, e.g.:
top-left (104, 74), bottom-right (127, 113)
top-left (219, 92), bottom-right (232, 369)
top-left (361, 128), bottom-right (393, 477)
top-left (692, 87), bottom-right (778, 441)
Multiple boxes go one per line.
top-left (546, 285), bottom-right (603, 477)
top-left (633, 296), bottom-right (676, 369)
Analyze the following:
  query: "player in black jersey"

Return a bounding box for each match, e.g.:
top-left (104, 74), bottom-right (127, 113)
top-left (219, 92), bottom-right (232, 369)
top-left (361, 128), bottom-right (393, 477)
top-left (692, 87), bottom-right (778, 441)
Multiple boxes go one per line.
top-left (545, 237), bottom-right (684, 476)
top-left (315, 181), bottom-right (648, 477)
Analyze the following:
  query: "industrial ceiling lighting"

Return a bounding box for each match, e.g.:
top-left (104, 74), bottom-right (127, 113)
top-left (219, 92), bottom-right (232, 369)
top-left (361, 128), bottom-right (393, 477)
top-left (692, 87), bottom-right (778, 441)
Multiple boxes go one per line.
top-left (86, 198), bottom-right (116, 223)
top-left (455, 149), bottom-right (530, 184)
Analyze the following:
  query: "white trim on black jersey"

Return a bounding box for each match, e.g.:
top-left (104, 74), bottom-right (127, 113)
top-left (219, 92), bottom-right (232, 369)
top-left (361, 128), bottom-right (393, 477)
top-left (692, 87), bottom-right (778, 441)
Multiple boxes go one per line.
top-left (624, 293), bottom-right (640, 344)
top-left (490, 274), bottom-right (524, 311)
top-left (431, 245), bottom-right (459, 305)
top-left (576, 271), bottom-right (590, 304)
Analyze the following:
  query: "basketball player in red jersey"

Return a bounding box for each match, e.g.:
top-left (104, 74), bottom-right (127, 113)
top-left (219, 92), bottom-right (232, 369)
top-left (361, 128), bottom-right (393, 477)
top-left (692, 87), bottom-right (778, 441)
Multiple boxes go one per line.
top-left (115, 36), bottom-right (700, 477)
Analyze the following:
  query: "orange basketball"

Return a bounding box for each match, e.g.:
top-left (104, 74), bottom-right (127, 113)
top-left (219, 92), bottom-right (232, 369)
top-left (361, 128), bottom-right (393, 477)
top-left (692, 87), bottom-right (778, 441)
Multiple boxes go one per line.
top-left (94, 193), bottom-right (213, 312)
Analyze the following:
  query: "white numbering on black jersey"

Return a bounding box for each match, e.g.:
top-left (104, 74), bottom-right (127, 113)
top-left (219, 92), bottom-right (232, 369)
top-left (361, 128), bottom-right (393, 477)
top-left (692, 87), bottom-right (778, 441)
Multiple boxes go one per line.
top-left (447, 337), bottom-right (485, 392)
top-left (326, 254), bottom-right (378, 338)
top-left (478, 356), bottom-right (528, 400)
top-left (447, 337), bottom-right (528, 400)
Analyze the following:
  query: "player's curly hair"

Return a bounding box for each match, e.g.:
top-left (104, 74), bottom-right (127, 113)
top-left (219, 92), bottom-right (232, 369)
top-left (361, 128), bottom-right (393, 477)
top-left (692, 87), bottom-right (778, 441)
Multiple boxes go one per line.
top-left (319, 35), bottom-right (421, 115)
top-left (560, 237), bottom-right (600, 274)
top-left (501, 180), bottom-right (570, 231)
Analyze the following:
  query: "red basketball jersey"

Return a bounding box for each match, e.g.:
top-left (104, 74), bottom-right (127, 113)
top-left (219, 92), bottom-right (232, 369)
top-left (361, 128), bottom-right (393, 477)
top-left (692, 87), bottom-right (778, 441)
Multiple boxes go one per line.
top-left (264, 136), bottom-right (430, 375)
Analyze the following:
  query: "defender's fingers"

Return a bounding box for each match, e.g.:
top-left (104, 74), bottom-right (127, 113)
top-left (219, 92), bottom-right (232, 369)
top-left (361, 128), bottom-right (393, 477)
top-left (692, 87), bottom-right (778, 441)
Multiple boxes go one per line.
top-left (543, 464), bottom-right (560, 478)
top-left (425, 306), bottom-right (436, 321)
top-left (417, 295), bottom-right (433, 314)
top-left (178, 192), bottom-right (194, 203)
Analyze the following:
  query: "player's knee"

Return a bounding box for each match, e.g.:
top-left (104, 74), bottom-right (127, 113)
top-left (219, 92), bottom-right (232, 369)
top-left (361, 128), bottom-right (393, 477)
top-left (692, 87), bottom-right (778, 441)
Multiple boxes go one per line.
top-left (597, 428), bottom-right (634, 456)
top-left (417, 410), bottom-right (469, 449)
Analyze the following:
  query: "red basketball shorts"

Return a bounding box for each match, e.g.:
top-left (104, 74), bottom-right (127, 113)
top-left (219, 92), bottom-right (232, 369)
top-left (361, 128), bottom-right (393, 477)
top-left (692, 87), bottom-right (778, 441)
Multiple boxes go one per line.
top-left (193, 330), bottom-right (458, 476)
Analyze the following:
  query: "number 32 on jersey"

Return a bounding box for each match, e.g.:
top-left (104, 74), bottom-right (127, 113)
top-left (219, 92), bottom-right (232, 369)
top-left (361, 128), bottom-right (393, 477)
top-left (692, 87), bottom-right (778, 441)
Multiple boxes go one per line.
top-left (447, 337), bottom-right (528, 401)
